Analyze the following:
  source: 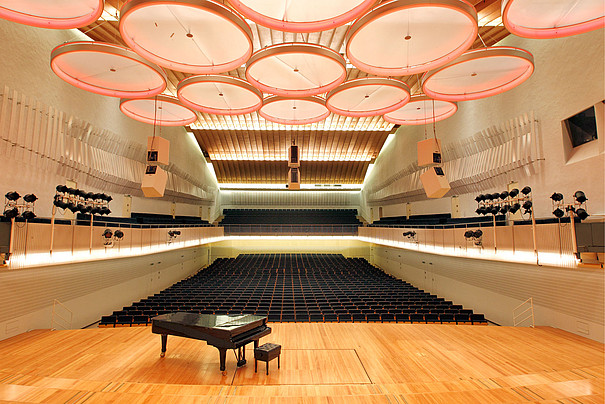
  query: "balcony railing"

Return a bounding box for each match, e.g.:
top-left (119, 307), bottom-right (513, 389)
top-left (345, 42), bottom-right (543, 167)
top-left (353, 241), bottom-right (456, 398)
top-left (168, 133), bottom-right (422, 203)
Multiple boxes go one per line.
top-left (223, 224), bottom-right (359, 236)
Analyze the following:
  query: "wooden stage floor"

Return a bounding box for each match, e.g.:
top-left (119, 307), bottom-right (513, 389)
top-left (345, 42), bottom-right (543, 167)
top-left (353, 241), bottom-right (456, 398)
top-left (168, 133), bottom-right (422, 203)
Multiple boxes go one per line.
top-left (0, 323), bottom-right (602, 403)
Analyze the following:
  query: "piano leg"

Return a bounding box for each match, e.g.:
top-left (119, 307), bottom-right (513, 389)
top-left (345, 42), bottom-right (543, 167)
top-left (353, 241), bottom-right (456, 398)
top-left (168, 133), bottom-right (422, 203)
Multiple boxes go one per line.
top-left (160, 334), bottom-right (167, 358)
top-left (236, 346), bottom-right (247, 367)
top-left (219, 348), bottom-right (227, 373)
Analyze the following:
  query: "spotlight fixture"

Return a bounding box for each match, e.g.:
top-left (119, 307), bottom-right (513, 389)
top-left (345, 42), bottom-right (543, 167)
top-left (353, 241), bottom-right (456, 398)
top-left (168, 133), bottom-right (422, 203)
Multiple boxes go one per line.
top-left (114, 230), bottom-right (124, 240)
top-left (550, 192), bottom-right (564, 202)
top-left (103, 229), bottom-right (113, 239)
top-left (509, 188), bottom-right (519, 198)
top-left (5, 191), bottom-right (20, 201)
top-left (464, 230), bottom-right (474, 238)
top-left (521, 186), bottom-right (532, 195)
top-left (56, 185), bottom-right (68, 193)
top-left (3, 207), bottom-right (19, 219)
top-left (574, 191), bottom-right (587, 203)
top-left (473, 230), bottom-right (483, 238)
top-left (522, 200), bottom-right (532, 210)
top-left (575, 208), bottom-right (589, 221)
top-left (500, 191), bottom-right (509, 200)
top-left (23, 194), bottom-right (38, 203)
top-left (500, 204), bottom-right (511, 214)
top-left (21, 211), bottom-right (36, 220)
top-left (552, 208), bottom-right (565, 218)
top-left (475, 194), bottom-right (484, 202)
top-left (509, 203), bottom-right (521, 214)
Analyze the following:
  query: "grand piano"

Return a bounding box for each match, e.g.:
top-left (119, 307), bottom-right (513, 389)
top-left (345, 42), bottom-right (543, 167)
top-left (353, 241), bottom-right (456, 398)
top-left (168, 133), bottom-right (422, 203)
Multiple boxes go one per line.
top-left (151, 312), bottom-right (271, 372)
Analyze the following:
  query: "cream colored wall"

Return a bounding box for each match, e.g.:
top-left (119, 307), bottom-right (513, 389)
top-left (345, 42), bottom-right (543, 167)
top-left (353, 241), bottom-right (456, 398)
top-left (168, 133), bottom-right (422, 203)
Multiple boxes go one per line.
top-left (0, 19), bottom-right (218, 218)
top-left (371, 244), bottom-right (604, 342)
top-left (209, 238), bottom-right (370, 260)
top-left (363, 29), bottom-right (605, 219)
top-left (0, 246), bottom-right (209, 341)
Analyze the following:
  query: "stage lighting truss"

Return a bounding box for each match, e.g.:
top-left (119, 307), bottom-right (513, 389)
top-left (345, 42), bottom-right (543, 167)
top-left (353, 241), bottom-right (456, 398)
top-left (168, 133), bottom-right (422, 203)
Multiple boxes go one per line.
top-left (53, 185), bottom-right (112, 216)
top-left (0, 0), bottom-right (103, 29)
top-left (102, 228), bottom-right (125, 247)
top-left (50, 41), bottom-right (167, 98)
top-left (228, 0), bottom-right (379, 33)
top-left (345, 0), bottom-right (478, 76)
top-left (259, 96), bottom-right (330, 126)
top-left (245, 43), bottom-right (346, 97)
top-left (383, 94), bottom-right (457, 125)
top-left (463, 229), bottom-right (483, 246)
top-left (326, 78), bottom-right (411, 117)
top-left (120, 95), bottom-right (198, 126)
top-left (421, 47), bottom-right (535, 102)
top-left (3, 192), bottom-right (37, 220)
top-left (474, 186), bottom-right (533, 218)
top-left (177, 75), bottom-right (263, 116)
top-left (119, 0), bottom-right (253, 74)
top-left (502, 0), bottom-right (605, 39)
top-left (550, 191), bottom-right (589, 221)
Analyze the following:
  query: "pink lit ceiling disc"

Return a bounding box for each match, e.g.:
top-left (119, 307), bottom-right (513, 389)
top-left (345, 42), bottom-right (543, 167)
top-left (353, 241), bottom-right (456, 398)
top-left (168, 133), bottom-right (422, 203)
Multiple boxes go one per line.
top-left (246, 43), bottom-right (346, 97)
top-left (120, 95), bottom-right (197, 126)
top-left (502, 0), bottom-right (605, 39)
top-left (228, 0), bottom-right (379, 33)
top-left (259, 96), bottom-right (330, 125)
top-left (383, 95), bottom-right (457, 125)
top-left (326, 78), bottom-right (410, 117)
top-left (422, 47), bottom-right (534, 102)
top-left (50, 42), bottom-right (167, 98)
top-left (345, 0), bottom-right (478, 76)
top-left (0, 0), bottom-right (103, 29)
top-left (120, 0), bottom-right (253, 74)
top-left (178, 75), bottom-right (263, 115)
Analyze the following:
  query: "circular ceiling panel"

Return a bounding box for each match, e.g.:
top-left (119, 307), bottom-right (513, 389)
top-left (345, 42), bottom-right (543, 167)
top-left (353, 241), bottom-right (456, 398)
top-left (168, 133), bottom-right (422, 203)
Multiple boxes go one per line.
top-left (383, 95), bottom-right (457, 125)
top-left (50, 41), bottom-right (167, 98)
top-left (259, 96), bottom-right (330, 125)
top-left (228, 0), bottom-right (379, 32)
top-left (120, 95), bottom-right (197, 126)
top-left (502, 0), bottom-right (605, 38)
top-left (0, 0), bottom-right (103, 29)
top-left (326, 77), bottom-right (410, 117)
top-left (246, 43), bottom-right (346, 97)
top-left (120, 0), bottom-right (253, 74)
top-left (422, 47), bottom-right (534, 101)
top-left (346, 0), bottom-right (478, 76)
top-left (177, 75), bottom-right (263, 115)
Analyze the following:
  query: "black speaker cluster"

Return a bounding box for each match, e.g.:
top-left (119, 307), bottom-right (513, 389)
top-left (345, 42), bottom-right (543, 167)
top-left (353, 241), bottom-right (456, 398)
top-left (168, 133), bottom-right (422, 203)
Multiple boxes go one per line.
top-left (3, 191), bottom-right (37, 220)
top-left (53, 185), bottom-right (112, 215)
top-left (474, 186), bottom-right (532, 216)
top-left (550, 191), bottom-right (589, 221)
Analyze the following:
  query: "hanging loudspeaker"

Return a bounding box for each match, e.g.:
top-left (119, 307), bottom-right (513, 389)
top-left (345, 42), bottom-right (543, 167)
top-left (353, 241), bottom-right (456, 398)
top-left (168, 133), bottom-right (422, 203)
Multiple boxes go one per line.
top-left (147, 136), bottom-right (170, 165)
top-left (141, 165), bottom-right (168, 197)
top-left (420, 166), bottom-right (450, 198)
top-left (417, 138), bottom-right (442, 167)
top-left (288, 167), bottom-right (301, 190)
top-left (288, 145), bottom-right (300, 168)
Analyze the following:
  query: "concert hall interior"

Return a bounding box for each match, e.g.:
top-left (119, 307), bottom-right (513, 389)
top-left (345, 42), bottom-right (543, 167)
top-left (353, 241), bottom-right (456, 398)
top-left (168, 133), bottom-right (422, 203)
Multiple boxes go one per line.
top-left (0, 1), bottom-right (603, 402)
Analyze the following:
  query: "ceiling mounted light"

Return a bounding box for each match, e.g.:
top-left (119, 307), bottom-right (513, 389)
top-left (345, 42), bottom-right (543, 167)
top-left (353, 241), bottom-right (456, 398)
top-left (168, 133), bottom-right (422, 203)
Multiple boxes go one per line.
top-left (259, 96), bottom-right (330, 125)
top-left (422, 47), bottom-right (534, 101)
top-left (120, 95), bottom-right (197, 126)
top-left (502, 0), bottom-right (605, 39)
top-left (177, 75), bottom-right (263, 115)
top-left (383, 95), bottom-right (457, 125)
top-left (326, 78), bottom-right (410, 117)
top-left (120, 0), bottom-right (253, 74)
top-left (245, 43), bottom-right (346, 97)
top-left (51, 41), bottom-right (167, 98)
top-left (0, 0), bottom-right (103, 29)
top-left (345, 0), bottom-right (478, 76)
top-left (228, 0), bottom-right (378, 32)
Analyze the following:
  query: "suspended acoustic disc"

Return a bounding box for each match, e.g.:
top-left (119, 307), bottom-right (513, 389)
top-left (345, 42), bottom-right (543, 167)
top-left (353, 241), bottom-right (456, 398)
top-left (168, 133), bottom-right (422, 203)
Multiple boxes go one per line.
top-left (246, 43), bottom-right (346, 97)
top-left (326, 77), bottom-right (410, 117)
top-left (0, 0), bottom-right (103, 29)
top-left (345, 0), bottom-right (478, 76)
top-left (120, 0), bottom-right (253, 74)
top-left (259, 96), bottom-right (330, 125)
top-left (228, 0), bottom-right (379, 32)
top-left (50, 41), bottom-right (167, 98)
top-left (120, 95), bottom-right (197, 126)
top-left (502, 0), bottom-right (605, 38)
top-left (422, 47), bottom-right (534, 101)
top-left (178, 75), bottom-right (263, 115)
top-left (383, 94), bottom-right (457, 125)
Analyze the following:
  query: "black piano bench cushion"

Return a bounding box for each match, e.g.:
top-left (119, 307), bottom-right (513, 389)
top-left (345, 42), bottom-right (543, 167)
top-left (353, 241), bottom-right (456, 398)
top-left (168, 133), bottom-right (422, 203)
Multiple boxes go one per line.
top-left (254, 343), bottom-right (281, 375)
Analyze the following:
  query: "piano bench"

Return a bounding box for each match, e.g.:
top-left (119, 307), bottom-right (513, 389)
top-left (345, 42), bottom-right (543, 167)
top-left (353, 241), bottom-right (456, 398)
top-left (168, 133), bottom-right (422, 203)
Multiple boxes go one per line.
top-left (254, 343), bottom-right (281, 375)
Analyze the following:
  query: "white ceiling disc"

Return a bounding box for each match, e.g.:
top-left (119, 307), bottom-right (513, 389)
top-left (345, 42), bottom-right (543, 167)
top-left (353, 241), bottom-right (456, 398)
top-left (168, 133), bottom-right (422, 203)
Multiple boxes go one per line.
top-left (0, 0), bottom-right (103, 29)
top-left (120, 0), bottom-right (253, 74)
top-left (178, 75), bottom-right (263, 115)
top-left (383, 94), bottom-right (457, 125)
top-left (120, 95), bottom-right (197, 126)
top-left (259, 96), bottom-right (330, 125)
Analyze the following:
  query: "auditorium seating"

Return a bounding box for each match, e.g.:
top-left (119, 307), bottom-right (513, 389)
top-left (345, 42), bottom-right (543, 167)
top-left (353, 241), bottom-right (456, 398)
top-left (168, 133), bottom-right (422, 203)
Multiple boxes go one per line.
top-left (220, 209), bottom-right (361, 225)
top-left (99, 254), bottom-right (488, 327)
top-left (76, 213), bottom-right (211, 227)
top-left (370, 213), bottom-right (507, 228)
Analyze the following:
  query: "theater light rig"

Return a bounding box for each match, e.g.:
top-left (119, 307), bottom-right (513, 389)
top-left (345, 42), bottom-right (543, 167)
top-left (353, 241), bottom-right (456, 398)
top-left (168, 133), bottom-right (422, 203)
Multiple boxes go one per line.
top-left (3, 191), bottom-right (37, 220)
top-left (550, 191), bottom-right (590, 258)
